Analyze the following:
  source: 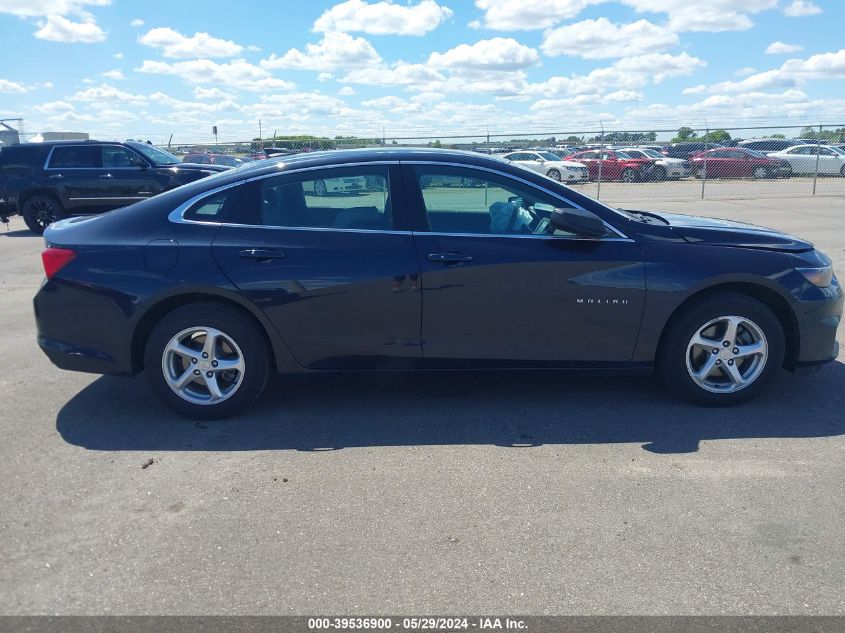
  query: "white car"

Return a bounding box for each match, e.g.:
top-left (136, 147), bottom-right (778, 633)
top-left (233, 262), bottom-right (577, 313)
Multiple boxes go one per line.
top-left (618, 147), bottom-right (691, 180)
top-left (501, 151), bottom-right (589, 183)
top-left (303, 175), bottom-right (369, 196)
top-left (769, 144), bottom-right (845, 176)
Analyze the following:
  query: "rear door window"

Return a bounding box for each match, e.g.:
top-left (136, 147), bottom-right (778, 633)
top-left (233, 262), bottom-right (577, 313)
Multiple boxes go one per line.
top-left (48, 145), bottom-right (101, 168)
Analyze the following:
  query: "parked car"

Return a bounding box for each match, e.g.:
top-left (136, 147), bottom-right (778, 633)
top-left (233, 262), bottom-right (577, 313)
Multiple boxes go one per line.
top-left (661, 142), bottom-right (724, 159)
top-left (689, 147), bottom-right (792, 179)
top-left (566, 149), bottom-right (657, 182)
top-left (0, 140), bottom-right (229, 233)
top-left (33, 148), bottom-right (841, 417)
top-left (617, 147), bottom-right (691, 180)
top-left (183, 152), bottom-right (244, 168)
top-left (501, 150), bottom-right (588, 182)
top-left (737, 139), bottom-right (803, 154)
top-left (769, 144), bottom-right (845, 176)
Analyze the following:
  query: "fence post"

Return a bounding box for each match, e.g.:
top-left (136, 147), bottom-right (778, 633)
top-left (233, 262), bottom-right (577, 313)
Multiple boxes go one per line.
top-left (596, 123), bottom-right (604, 201)
top-left (700, 124), bottom-right (709, 200)
top-left (812, 123), bottom-right (822, 196)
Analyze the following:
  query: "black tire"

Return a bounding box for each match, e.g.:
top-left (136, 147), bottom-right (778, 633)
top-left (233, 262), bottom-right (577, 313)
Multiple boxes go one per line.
top-left (22, 193), bottom-right (66, 235)
top-left (651, 166), bottom-right (667, 181)
top-left (144, 302), bottom-right (270, 419)
top-left (657, 292), bottom-right (785, 406)
top-left (546, 169), bottom-right (561, 181)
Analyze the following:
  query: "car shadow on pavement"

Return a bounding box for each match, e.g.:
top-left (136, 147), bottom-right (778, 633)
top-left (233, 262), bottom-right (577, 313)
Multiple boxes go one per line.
top-left (56, 360), bottom-right (845, 455)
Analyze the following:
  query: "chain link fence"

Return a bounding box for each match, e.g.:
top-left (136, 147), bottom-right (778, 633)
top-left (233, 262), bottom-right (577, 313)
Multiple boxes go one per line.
top-left (151, 123), bottom-right (845, 205)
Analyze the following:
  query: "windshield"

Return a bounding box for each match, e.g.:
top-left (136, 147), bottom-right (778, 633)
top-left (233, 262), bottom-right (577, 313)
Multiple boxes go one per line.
top-left (537, 151), bottom-right (560, 161)
top-left (614, 151), bottom-right (632, 159)
top-left (639, 149), bottom-right (663, 158)
top-left (828, 146), bottom-right (845, 155)
top-left (745, 149), bottom-right (768, 158)
top-left (128, 142), bottom-right (180, 165)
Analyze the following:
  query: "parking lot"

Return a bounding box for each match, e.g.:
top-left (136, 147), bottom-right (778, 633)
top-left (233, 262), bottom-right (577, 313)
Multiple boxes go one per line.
top-left (0, 189), bottom-right (843, 615)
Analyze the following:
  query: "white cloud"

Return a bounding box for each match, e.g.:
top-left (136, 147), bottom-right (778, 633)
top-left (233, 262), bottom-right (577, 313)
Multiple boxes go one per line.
top-left (0, 78), bottom-right (27, 93)
top-left (682, 84), bottom-right (707, 94)
top-left (34, 14), bottom-right (106, 42)
top-left (531, 52), bottom-right (706, 97)
top-left (138, 27), bottom-right (244, 59)
top-left (314, 0), bottom-right (453, 36)
top-left (130, 18), bottom-right (144, 27)
top-left (603, 90), bottom-right (642, 102)
top-left (541, 18), bottom-right (678, 59)
top-left (709, 48), bottom-right (845, 93)
top-left (137, 58), bottom-right (295, 92)
top-left (343, 61), bottom-right (444, 86)
top-left (338, 86), bottom-right (356, 96)
top-left (317, 72), bottom-right (334, 82)
top-left (428, 38), bottom-right (540, 71)
top-left (618, 0), bottom-right (778, 32)
top-left (473, 0), bottom-right (593, 30)
top-left (33, 100), bottom-right (74, 113)
top-left (112, 52), bottom-right (123, 59)
top-left (734, 66), bottom-right (757, 77)
top-left (193, 86), bottom-right (234, 100)
top-left (783, 0), bottom-right (821, 17)
top-left (69, 83), bottom-right (147, 105)
top-left (765, 41), bottom-right (803, 54)
top-left (101, 69), bottom-right (125, 80)
top-left (0, 0), bottom-right (110, 18)
top-left (261, 32), bottom-right (381, 71)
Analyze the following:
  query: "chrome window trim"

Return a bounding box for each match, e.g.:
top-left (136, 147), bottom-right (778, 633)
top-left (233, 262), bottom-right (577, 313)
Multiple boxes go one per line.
top-left (43, 143), bottom-right (149, 171)
top-left (168, 158), bottom-right (631, 241)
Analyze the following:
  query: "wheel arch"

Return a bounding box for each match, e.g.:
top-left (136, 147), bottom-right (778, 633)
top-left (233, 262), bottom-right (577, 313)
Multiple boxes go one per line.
top-left (19, 187), bottom-right (63, 209)
top-left (655, 281), bottom-right (800, 371)
top-left (130, 290), bottom-right (300, 375)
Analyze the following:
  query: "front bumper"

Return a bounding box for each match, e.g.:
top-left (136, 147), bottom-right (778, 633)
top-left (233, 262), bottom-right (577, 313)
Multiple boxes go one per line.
top-left (793, 277), bottom-right (843, 367)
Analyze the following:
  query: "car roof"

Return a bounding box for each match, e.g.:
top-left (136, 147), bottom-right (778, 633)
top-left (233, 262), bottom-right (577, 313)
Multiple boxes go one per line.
top-left (229, 147), bottom-right (511, 179)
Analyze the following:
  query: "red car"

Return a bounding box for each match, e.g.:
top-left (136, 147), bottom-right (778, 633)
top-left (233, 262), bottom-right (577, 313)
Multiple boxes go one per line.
top-left (689, 147), bottom-right (792, 179)
top-left (182, 152), bottom-right (243, 168)
top-left (566, 149), bottom-right (655, 182)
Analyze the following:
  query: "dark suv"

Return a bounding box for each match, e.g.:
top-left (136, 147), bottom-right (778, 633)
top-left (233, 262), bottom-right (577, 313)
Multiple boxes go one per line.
top-left (661, 142), bottom-right (724, 159)
top-left (0, 140), bottom-right (229, 233)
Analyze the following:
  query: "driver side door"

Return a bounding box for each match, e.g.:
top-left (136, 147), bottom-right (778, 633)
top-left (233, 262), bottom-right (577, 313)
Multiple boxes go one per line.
top-left (404, 164), bottom-right (646, 366)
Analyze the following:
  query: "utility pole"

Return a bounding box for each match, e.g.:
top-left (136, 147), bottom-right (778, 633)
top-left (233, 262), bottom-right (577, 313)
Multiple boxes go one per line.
top-left (258, 119), bottom-right (262, 140)
top-left (812, 122), bottom-right (822, 195)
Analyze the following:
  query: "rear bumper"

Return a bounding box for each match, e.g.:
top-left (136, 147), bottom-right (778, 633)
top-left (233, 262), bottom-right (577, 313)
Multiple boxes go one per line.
top-left (34, 278), bottom-right (137, 376)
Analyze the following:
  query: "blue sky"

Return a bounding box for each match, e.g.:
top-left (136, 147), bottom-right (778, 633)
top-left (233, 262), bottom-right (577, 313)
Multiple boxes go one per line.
top-left (0, 0), bottom-right (842, 143)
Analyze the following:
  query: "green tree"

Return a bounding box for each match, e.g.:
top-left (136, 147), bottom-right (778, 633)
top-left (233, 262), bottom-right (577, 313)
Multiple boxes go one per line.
top-left (674, 127), bottom-right (697, 142)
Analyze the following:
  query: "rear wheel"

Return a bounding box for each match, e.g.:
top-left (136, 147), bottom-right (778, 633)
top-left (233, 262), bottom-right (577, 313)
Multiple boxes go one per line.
top-left (840, 165), bottom-right (845, 177)
top-left (621, 168), bottom-right (636, 183)
top-left (546, 169), bottom-right (561, 181)
top-left (314, 180), bottom-right (328, 196)
top-left (22, 194), bottom-right (65, 234)
top-left (144, 302), bottom-right (270, 419)
top-left (752, 166), bottom-right (770, 179)
top-left (658, 292), bottom-right (785, 406)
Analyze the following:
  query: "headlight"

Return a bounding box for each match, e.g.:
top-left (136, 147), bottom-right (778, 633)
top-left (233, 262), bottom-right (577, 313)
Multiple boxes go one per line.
top-left (797, 266), bottom-right (834, 288)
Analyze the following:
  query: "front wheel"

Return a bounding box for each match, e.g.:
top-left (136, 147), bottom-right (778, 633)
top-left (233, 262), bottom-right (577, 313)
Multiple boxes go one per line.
top-left (314, 180), bottom-right (328, 196)
top-left (752, 166), bottom-right (770, 179)
top-left (22, 194), bottom-right (65, 234)
top-left (546, 169), bottom-right (561, 181)
top-left (621, 168), bottom-right (636, 183)
top-left (658, 292), bottom-right (785, 406)
top-left (144, 302), bottom-right (270, 419)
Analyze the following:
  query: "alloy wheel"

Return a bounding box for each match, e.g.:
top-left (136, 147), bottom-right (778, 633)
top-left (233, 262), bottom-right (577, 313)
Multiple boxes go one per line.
top-left (315, 180), bottom-right (328, 196)
top-left (546, 169), bottom-right (561, 181)
top-left (753, 167), bottom-right (769, 179)
top-left (621, 168), bottom-right (636, 183)
top-left (685, 315), bottom-right (768, 394)
top-left (161, 326), bottom-right (245, 405)
top-left (25, 197), bottom-right (57, 231)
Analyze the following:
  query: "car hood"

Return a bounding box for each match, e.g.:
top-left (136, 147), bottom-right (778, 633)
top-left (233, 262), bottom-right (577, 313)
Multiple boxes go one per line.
top-left (632, 211), bottom-right (813, 252)
top-left (555, 160), bottom-right (586, 168)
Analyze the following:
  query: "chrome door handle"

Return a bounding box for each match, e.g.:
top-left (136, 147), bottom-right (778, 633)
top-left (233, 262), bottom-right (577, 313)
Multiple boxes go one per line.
top-left (428, 252), bottom-right (473, 264)
top-left (239, 248), bottom-right (286, 261)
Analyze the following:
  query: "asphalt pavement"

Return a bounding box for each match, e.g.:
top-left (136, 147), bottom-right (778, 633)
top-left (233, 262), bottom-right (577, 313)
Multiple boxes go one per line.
top-left (0, 190), bottom-right (842, 615)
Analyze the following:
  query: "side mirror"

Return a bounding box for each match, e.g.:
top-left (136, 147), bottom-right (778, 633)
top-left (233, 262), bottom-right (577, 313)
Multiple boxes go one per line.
top-left (550, 207), bottom-right (608, 238)
top-left (536, 157), bottom-right (545, 163)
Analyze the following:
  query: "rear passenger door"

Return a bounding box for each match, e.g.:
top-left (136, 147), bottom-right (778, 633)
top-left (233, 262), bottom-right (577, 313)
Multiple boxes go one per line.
top-left (44, 145), bottom-right (103, 212)
top-left (210, 164), bottom-right (422, 369)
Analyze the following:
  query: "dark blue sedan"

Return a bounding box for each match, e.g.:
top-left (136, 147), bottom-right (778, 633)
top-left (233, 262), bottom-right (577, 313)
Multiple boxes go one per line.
top-left (34, 148), bottom-right (842, 418)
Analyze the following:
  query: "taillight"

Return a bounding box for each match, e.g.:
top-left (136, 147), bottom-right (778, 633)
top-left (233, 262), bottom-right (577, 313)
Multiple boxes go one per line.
top-left (41, 247), bottom-right (76, 280)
